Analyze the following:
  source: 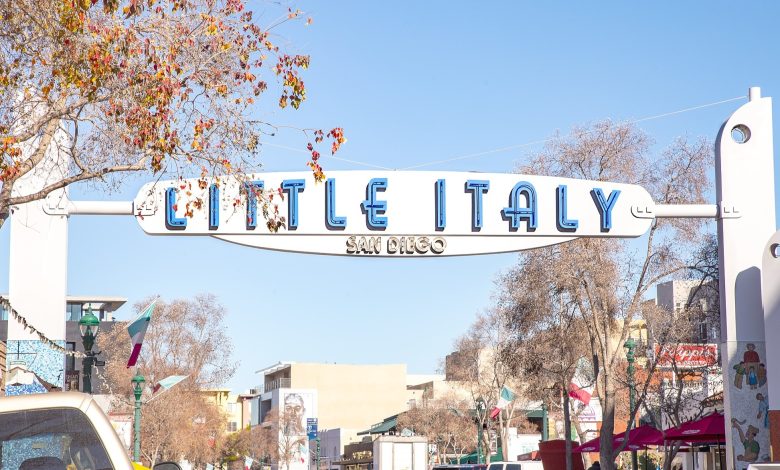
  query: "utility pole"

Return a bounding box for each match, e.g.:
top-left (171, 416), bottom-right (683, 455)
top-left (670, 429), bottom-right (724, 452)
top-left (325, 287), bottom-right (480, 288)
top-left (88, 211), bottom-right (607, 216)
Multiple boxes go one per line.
top-left (316, 436), bottom-right (321, 470)
top-left (475, 397), bottom-right (485, 464)
top-left (625, 337), bottom-right (637, 470)
top-left (132, 372), bottom-right (145, 463)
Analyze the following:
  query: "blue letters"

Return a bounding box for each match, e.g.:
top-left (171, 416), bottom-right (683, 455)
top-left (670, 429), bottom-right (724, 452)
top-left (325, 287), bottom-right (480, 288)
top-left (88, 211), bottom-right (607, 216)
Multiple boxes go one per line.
top-left (361, 178), bottom-right (388, 229)
top-left (591, 188), bottom-right (621, 231)
top-left (435, 179), bottom-right (446, 231)
top-left (281, 179), bottom-right (305, 230)
top-left (244, 180), bottom-right (264, 230)
top-left (326, 178), bottom-right (347, 229)
top-left (208, 184), bottom-right (219, 230)
top-left (502, 182), bottom-right (537, 231)
top-left (165, 187), bottom-right (187, 230)
top-left (556, 185), bottom-right (578, 232)
top-left (465, 180), bottom-right (490, 230)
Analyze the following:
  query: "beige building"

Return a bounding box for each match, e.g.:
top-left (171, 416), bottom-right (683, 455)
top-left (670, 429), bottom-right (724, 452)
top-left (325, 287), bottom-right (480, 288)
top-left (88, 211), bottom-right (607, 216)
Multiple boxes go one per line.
top-left (253, 362), bottom-right (414, 431)
top-left (203, 388), bottom-right (246, 433)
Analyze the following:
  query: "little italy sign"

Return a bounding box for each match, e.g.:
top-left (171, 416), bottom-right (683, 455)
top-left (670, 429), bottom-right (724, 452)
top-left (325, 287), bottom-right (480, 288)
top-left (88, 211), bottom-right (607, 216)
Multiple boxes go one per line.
top-left (133, 170), bottom-right (656, 256)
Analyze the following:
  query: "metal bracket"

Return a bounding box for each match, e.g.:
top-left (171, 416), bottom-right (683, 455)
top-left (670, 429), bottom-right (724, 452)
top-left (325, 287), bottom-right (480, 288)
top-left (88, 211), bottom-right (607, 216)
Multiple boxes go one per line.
top-left (720, 202), bottom-right (741, 219)
top-left (134, 201), bottom-right (157, 217)
top-left (134, 191), bottom-right (158, 217)
top-left (631, 205), bottom-right (655, 219)
top-left (43, 192), bottom-right (69, 215)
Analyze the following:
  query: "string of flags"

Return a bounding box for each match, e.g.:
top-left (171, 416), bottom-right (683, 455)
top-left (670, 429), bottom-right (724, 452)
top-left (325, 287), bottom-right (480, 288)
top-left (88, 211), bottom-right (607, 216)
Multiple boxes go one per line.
top-left (0, 296), bottom-right (85, 358)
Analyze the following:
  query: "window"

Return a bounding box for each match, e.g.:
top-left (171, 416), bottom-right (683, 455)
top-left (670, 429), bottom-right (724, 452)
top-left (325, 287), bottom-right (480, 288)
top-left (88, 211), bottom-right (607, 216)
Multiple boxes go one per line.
top-left (65, 303), bottom-right (83, 321)
top-left (0, 304), bottom-right (7, 320)
top-left (0, 408), bottom-right (114, 470)
top-left (227, 402), bottom-right (238, 413)
top-left (66, 342), bottom-right (76, 372)
top-left (227, 422), bottom-right (238, 432)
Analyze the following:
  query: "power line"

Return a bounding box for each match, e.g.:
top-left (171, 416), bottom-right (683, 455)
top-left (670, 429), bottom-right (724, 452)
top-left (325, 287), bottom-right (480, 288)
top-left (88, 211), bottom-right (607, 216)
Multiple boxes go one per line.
top-left (401, 95), bottom-right (746, 170)
top-left (262, 95), bottom-right (746, 172)
top-left (261, 142), bottom-right (394, 170)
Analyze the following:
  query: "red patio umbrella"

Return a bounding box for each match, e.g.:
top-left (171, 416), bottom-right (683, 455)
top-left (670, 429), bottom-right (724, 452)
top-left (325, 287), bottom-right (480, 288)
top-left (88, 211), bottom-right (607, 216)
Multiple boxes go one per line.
top-left (572, 424), bottom-right (662, 453)
top-left (662, 412), bottom-right (725, 443)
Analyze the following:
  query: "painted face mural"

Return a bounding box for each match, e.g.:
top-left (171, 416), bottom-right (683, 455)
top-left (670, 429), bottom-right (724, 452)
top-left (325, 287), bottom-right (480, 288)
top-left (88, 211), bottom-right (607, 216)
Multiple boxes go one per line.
top-left (284, 393), bottom-right (306, 436)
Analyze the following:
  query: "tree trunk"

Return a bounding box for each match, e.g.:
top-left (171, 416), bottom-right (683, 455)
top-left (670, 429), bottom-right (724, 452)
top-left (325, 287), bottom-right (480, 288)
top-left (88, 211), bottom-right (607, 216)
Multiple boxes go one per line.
top-left (599, 373), bottom-right (617, 470)
top-left (572, 412), bottom-right (591, 469)
top-left (563, 392), bottom-right (573, 470)
top-left (499, 412), bottom-right (509, 461)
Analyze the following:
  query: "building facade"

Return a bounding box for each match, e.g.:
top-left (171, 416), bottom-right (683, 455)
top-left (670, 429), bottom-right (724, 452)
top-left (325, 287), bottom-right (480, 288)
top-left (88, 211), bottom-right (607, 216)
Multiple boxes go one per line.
top-left (253, 362), bottom-right (413, 431)
top-left (656, 279), bottom-right (719, 343)
top-left (1, 294), bottom-right (126, 394)
top-left (203, 388), bottom-right (247, 433)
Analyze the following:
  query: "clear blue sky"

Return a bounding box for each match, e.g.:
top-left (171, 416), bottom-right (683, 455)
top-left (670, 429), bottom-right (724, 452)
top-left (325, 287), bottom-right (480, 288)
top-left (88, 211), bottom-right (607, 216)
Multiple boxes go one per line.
top-left (2, 2), bottom-right (780, 393)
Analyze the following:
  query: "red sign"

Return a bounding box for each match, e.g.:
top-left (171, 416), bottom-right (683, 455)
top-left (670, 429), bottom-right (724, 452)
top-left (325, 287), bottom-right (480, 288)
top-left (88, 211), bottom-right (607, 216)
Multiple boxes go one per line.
top-left (654, 344), bottom-right (718, 368)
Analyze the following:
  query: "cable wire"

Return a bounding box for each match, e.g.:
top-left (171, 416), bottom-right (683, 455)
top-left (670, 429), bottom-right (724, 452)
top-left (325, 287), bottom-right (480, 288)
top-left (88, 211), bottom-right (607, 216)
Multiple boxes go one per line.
top-left (261, 142), bottom-right (395, 170)
top-left (260, 95), bottom-right (746, 172)
top-left (401, 95), bottom-right (746, 170)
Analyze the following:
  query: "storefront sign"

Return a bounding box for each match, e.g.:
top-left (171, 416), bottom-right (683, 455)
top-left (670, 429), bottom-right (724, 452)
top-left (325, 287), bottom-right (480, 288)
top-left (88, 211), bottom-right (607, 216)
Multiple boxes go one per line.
top-left (653, 343), bottom-right (719, 368)
top-left (133, 171), bottom-right (655, 256)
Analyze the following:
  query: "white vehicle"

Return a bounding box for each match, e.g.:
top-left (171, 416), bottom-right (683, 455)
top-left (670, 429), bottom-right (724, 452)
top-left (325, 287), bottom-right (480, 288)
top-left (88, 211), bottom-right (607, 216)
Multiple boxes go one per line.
top-left (0, 392), bottom-right (134, 470)
top-left (487, 461), bottom-right (544, 470)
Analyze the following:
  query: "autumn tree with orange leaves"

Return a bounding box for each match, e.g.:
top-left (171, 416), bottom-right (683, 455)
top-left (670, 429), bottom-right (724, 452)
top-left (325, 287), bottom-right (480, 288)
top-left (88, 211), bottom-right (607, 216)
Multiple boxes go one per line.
top-left (0, 0), bottom-right (345, 228)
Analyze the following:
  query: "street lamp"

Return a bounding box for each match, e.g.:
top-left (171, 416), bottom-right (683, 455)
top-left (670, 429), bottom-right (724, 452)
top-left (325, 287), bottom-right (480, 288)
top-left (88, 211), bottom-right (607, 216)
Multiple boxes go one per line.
top-left (475, 397), bottom-right (486, 465)
top-left (624, 337), bottom-right (637, 470)
top-left (132, 372), bottom-right (146, 463)
top-left (78, 304), bottom-right (100, 394)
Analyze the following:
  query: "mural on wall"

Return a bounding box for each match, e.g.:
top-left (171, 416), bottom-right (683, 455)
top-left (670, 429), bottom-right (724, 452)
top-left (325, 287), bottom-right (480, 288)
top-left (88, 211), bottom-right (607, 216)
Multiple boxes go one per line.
top-left (3, 340), bottom-right (64, 396)
top-left (280, 391), bottom-right (316, 470)
top-left (728, 342), bottom-right (770, 469)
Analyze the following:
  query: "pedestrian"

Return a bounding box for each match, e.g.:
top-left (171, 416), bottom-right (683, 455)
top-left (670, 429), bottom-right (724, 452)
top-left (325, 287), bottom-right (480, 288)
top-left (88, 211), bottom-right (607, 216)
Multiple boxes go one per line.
top-left (588, 461), bottom-right (601, 470)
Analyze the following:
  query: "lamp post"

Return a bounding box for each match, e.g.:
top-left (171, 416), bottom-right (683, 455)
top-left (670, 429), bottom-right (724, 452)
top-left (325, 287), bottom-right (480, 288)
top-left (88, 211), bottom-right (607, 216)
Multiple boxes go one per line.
top-left (541, 402), bottom-right (548, 441)
top-left (132, 372), bottom-right (145, 463)
top-left (624, 337), bottom-right (637, 470)
top-left (475, 397), bottom-right (486, 465)
top-left (78, 305), bottom-right (100, 394)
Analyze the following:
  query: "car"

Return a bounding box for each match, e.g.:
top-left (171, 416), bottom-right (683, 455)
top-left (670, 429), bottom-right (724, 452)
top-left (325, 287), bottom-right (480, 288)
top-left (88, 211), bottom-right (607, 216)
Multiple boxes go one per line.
top-left (487, 461), bottom-right (543, 470)
top-left (0, 392), bottom-right (133, 470)
top-left (432, 465), bottom-right (487, 470)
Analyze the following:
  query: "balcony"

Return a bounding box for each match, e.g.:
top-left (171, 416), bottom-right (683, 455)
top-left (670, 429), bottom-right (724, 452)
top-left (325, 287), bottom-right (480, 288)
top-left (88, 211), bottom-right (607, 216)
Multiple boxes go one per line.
top-left (264, 377), bottom-right (291, 392)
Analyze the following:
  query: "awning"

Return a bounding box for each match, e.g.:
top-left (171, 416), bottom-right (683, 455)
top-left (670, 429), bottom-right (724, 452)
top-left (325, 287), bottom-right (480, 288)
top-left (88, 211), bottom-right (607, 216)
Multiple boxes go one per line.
top-left (455, 450), bottom-right (504, 463)
top-left (572, 424), bottom-right (662, 453)
top-left (661, 412), bottom-right (725, 443)
top-left (358, 415), bottom-right (398, 435)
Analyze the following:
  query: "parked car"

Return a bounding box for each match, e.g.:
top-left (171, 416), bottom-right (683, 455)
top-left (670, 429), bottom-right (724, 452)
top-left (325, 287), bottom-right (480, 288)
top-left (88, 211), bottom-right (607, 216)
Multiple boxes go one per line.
top-left (432, 465), bottom-right (487, 470)
top-left (0, 392), bottom-right (180, 470)
top-left (487, 461), bottom-right (543, 470)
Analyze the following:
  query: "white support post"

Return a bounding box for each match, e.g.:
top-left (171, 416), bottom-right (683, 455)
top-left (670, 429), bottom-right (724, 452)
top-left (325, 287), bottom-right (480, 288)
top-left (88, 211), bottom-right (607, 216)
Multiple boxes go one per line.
top-left (716, 87), bottom-right (775, 469)
top-left (762, 234), bottom-right (780, 467)
top-left (6, 123), bottom-right (70, 394)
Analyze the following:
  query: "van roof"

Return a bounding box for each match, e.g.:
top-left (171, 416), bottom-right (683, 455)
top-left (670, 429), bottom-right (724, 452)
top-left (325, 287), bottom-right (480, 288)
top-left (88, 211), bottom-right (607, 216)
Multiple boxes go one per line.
top-left (0, 392), bottom-right (98, 414)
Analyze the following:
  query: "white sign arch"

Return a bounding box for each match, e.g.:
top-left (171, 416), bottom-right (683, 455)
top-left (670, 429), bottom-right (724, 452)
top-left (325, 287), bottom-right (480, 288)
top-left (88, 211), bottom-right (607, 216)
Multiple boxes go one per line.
top-left (5, 87), bottom-right (778, 470)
